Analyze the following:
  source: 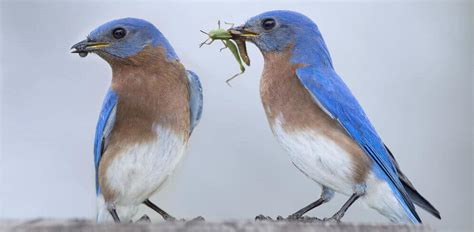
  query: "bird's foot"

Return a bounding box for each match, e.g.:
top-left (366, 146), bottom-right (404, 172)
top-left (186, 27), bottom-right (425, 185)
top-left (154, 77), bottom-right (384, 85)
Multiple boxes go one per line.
top-left (163, 215), bottom-right (177, 222)
top-left (255, 214), bottom-right (275, 221)
top-left (188, 216), bottom-right (206, 222)
top-left (193, 216), bottom-right (205, 221)
top-left (256, 214), bottom-right (322, 223)
top-left (135, 214), bottom-right (151, 223)
top-left (167, 216), bottom-right (204, 223)
top-left (284, 214), bottom-right (322, 223)
top-left (322, 216), bottom-right (341, 223)
top-left (286, 213), bottom-right (302, 221)
top-left (186, 216), bottom-right (205, 223)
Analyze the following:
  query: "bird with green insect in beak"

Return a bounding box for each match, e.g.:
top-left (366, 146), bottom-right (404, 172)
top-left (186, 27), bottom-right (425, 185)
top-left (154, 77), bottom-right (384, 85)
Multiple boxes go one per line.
top-left (71, 18), bottom-right (203, 223)
top-left (229, 10), bottom-right (440, 223)
top-left (199, 20), bottom-right (251, 85)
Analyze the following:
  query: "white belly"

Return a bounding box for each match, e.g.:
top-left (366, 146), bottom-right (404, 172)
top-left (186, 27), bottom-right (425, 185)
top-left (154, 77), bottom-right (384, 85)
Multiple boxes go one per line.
top-left (271, 115), bottom-right (356, 195)
top-left (105, 125), bottom-right (187, 206)
top-left (272, 115), bottom-right (411, 222)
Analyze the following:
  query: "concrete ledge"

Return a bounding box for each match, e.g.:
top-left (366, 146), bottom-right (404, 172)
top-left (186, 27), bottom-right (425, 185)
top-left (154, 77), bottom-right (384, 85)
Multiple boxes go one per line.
top-left (0, 219), bottom-right (433, 232)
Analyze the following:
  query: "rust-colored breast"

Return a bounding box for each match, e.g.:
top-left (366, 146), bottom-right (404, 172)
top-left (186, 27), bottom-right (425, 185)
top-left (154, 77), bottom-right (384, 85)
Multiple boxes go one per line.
top-left (260, 48), bottom-right (371, 184)
top-left (98, 46), bottom-right (190, 200)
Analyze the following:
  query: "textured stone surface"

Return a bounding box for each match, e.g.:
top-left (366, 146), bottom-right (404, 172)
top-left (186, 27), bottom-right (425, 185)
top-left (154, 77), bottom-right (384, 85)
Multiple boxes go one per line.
top-left (0, 219), bottom-right (432, 232)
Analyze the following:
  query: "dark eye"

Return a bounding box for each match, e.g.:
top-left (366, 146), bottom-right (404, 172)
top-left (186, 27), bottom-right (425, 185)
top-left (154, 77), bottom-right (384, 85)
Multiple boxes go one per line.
top-left (262, 18), bottom-right (276, 30)
top-left (112, 28), bottom-right (126, 39)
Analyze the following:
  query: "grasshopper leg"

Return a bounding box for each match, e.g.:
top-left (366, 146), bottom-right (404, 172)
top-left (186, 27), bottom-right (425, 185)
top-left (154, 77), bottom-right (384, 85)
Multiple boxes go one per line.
top-left (224, 22), bottom-right (235, 28)
top-left (219, 40), bottom-right (229, 52)
top-left (225, 70), bottom-right (244, 87)
top-left (199, 38), bottom-right (214, 48)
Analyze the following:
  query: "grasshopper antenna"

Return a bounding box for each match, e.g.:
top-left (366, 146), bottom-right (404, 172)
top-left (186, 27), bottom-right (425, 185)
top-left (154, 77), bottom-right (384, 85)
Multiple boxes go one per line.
top-left (199, 30), bottom-right (213, 47)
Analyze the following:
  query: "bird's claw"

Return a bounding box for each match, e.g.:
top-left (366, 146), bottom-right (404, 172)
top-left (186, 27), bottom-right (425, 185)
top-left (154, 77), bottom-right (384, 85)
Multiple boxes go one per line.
top-left (297, 216), bottom-right (323, 223)
top-left (322, 217), bottom-right (341, 223)
top-left (256, 214), bottom-right (323, 223)
top-left (286, 213), bottom-right (302, 221)
top-left (167, 216), bottom-right (205, 223)
top-left (255, 214), bottom-right (274, 221)
top-left (279, 214), bottom-right (323, 223)
top-left (163, 215), bottom-right (177, 222)
top-left (188, 216), bottom-right (205, 222)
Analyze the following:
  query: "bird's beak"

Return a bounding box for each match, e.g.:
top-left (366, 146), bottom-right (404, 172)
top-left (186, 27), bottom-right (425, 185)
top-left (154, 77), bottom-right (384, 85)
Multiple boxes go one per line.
top-left (228, 25), bottom-right (259, 39)
top-left (71, 39), bottom-right (110, 57)
top-left (227, 25), bottom-right (256, 66)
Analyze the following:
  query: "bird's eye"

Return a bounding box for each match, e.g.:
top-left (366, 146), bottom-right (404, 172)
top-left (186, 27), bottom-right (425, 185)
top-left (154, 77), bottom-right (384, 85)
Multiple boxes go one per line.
top-left (261, 18), bottom-right (276, 30)
top-left (112, 28), bottom-right (126, 39)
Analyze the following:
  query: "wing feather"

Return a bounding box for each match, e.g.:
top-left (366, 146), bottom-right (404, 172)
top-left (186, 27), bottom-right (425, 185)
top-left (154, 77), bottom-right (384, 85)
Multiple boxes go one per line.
top-left (93, 88), bottom-right (118, 194)
top-left (296, 67), bottom-right (421, 223)
top-left (186, 70), bottom-right (203, 134)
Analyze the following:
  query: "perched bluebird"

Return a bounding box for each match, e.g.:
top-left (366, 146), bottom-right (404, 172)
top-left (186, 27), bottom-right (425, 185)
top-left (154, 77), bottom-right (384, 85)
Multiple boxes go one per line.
top-left (71, 18), bottom-right (203, 223)
top-left (230, 11), bottom-right (440, 223)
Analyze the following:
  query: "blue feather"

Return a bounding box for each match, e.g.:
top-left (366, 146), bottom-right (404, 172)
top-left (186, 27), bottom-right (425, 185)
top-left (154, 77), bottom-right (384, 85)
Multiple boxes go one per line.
top-left (296, 67), bottom-right (421, 223)
top-left (93, 88), bottom-right (118, 194)
top-left (242, 9), bottom-right (426, 223)
top-left (254, 10), bottom-right (421, 223)
top-left (186, 70), bottom-right (203, 134)
top-left (88, 18), bottom-right (179, 60)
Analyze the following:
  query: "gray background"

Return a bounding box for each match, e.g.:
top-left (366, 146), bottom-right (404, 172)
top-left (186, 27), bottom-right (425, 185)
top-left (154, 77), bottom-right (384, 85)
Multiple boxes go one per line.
top-left (0, 0), bottom-right (472, 231)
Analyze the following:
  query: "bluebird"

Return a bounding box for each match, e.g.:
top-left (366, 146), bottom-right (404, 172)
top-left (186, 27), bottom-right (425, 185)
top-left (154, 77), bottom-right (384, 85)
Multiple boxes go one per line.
top-left (229, 10), bottom-right (440, 223)
top-left (71, 18), bottom-right (203, 223)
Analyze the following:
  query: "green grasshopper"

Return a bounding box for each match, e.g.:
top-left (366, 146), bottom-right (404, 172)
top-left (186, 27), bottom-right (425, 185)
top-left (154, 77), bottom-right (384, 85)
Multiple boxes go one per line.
top-left (200, 21), bottom-right (249, 86)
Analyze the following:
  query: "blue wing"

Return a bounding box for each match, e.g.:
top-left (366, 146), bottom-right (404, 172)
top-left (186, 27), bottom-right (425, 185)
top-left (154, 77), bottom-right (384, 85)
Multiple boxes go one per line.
top-left (93, 88), bottom-right (118, 194)
top-left (296, 66), bottom-right (421, 223)
top-left (186, 70), bottom-right (203, 134)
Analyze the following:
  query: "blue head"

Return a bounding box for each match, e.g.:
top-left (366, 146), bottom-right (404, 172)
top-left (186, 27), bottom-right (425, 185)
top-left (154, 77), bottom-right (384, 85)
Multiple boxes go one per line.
top-left (72, 18), bottom-right (178, 61)
top-left (231, 10), bottom-right (333, 68)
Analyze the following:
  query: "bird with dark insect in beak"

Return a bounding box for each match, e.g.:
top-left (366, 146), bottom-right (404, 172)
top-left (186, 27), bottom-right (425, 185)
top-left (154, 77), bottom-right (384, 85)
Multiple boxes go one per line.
top-left (71, 18), bottom-right (203, 223)
top-left (228, 10), bottom-right (440, 223)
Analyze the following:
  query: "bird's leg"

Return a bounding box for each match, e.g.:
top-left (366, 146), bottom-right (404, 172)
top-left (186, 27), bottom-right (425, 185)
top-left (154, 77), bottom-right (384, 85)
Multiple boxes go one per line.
top-left (143, 199), bottom-right (176, 221)
top-left (255, 187), bottom-right (334, 222)
top-left (287, 187), bottom-right (334, 221)
top-left (324, 192), bottom-right (361, 223)
top-left (107, 205), bottom-right (120, 223)
top-left (289, 199), bottom-right (325, 219)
